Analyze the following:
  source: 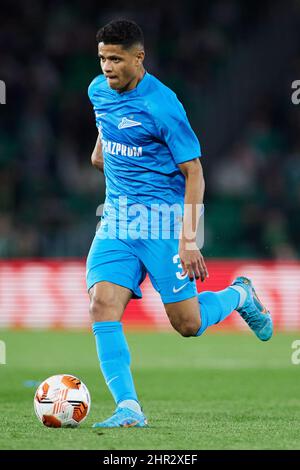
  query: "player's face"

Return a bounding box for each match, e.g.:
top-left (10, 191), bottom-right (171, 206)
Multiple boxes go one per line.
top-left (98, 43), bottom-right (144, 92)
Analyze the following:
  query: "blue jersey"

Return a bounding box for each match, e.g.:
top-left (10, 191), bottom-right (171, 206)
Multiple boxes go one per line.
top-left (88, 72), bottom-right (201, 234)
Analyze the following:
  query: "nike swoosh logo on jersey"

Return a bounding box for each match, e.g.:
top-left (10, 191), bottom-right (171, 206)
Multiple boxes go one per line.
top-left (96, 112), bottom-right (107, 117)
top-left (172, 282), bottom-right (189, 294)
top-left (118, 117), bottom-right (142, 129)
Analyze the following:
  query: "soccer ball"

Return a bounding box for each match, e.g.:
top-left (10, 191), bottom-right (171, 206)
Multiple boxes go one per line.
top-left (34, 374), bottom-right (91, 428)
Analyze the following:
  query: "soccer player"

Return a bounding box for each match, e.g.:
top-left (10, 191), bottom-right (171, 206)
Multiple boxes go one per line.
top-left (87, 20), bottom-right (273, 428)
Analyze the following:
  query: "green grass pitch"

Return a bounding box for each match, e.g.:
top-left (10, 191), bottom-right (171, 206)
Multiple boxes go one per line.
top-left (0, 330), bottom-right (299, 450)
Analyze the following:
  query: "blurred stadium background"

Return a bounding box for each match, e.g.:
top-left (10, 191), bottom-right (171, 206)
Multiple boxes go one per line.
top-left (0, 0), bottom-right (300, 331)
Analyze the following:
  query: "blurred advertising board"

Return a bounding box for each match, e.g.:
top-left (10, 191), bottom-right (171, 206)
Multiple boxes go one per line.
top-left (0, 260), bottom-right (299, 330)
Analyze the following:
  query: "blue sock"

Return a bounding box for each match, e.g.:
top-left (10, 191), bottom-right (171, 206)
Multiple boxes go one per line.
top-left (92, 321), bottom-right (139, 405)
top-left (196, 288), bottom-right (240, 336)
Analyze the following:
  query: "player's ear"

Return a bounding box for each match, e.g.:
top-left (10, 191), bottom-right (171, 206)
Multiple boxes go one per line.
top-left (136, 50), bottom-right (145, 65)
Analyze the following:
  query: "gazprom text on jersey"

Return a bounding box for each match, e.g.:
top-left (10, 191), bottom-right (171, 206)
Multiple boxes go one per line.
top-left (102, 138), bottom-right (143, 157)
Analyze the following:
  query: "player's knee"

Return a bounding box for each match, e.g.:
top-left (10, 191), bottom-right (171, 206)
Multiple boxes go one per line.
top-left (89, 291), bottom-right (121, 322)
top-left (171, 317), bottom-right (200, 337)
top-left (178, 321), bottom-right (200, 337)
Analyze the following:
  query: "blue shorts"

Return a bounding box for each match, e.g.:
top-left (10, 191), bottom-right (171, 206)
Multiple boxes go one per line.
top-left (86, 229), bottom-right (197, 304)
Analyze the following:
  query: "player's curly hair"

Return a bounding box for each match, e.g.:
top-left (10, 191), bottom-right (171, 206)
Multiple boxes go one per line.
top-left (96, 19), bottom-right (144, 49)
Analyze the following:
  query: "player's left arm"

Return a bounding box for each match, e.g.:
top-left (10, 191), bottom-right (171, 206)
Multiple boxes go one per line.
top-left (178, 158), bottom-right (209, 282)
top-left (91, 134), bottom-right (104, 172)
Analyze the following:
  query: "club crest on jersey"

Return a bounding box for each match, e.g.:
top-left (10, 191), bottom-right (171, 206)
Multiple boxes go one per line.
top-left (118, 117), bottom-right (142, 129)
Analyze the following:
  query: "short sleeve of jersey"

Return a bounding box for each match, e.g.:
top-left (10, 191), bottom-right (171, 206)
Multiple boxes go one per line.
top-left (88, 75), bottom-right (106, 130)
top-left (152, 92), bottom-right (202, 164)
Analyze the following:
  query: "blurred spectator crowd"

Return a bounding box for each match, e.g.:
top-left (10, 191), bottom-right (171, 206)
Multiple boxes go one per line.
top-left (0, 0), bottom-right (299, 259)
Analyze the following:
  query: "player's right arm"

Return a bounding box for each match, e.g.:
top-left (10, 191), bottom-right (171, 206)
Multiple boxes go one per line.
top-left (91, 134), bottom-right (104, 172)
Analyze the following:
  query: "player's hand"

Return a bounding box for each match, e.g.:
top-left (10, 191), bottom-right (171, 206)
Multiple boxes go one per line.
top-left (179, 240), bottom-right (209, 282)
